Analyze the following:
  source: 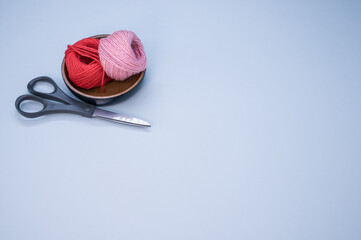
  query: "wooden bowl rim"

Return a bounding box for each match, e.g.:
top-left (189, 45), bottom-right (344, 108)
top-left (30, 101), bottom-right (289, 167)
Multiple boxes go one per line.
top-left (61, 34), bottom-right (145, 99)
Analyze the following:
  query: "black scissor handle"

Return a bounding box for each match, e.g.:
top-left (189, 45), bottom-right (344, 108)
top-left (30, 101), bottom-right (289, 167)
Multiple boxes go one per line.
top-left (15, 94), bottom-right (95, 118)
top-left (15, 94), bottom-right (47, 118)
top-left (27, 76), bottom-right (78, 105)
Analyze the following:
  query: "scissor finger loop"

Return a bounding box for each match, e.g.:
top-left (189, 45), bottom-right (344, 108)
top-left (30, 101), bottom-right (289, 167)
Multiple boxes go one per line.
top-left (15, 94), bottom-right (48, 118)
top-left (27, 76), bottom-right (78, 104)
top-left (27, 76), bottom-right (57, 94)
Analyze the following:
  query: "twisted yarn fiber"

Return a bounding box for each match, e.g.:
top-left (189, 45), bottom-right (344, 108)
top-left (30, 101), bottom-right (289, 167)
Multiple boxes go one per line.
top-left (98, 30), bottom-right (147, 81)
top-left (65, 38), bottom-right (110, 90)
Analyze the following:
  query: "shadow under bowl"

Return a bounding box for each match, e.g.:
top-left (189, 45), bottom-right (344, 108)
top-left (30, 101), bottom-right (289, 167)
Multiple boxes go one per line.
top-left (61, 34), bottom-right (145, 106)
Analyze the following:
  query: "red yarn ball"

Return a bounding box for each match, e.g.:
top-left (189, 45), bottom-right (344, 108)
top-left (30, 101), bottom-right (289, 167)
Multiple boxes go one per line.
top-left (65, 38), bottom-right (110, 90)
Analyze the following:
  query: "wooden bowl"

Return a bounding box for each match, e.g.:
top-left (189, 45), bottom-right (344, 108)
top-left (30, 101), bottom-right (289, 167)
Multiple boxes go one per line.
top-left (61, 34), bottom-right (145, 105)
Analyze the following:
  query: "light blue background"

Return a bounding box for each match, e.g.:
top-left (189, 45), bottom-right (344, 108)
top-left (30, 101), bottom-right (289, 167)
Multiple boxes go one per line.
top-left (1, 0), bottom-right (360, 239)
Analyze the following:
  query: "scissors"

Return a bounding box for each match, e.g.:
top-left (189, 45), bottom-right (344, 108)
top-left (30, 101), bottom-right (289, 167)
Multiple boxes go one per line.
top-left (15, 76), bottom-right (151, 127)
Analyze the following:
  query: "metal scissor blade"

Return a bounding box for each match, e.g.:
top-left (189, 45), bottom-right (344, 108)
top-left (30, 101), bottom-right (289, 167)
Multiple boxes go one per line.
top-left (92, 108), bottom-right (151, 127)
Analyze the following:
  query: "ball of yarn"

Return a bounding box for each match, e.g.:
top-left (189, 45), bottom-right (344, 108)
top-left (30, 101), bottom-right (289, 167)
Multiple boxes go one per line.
top-left (65, 38), bottom-right (110, 90)
top-left (98, 30), bottom-right (147, 81)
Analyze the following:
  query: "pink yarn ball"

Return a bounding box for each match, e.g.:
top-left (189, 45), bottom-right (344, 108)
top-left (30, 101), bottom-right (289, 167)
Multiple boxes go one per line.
top-left (98, 30), bottom-right (147, 81)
